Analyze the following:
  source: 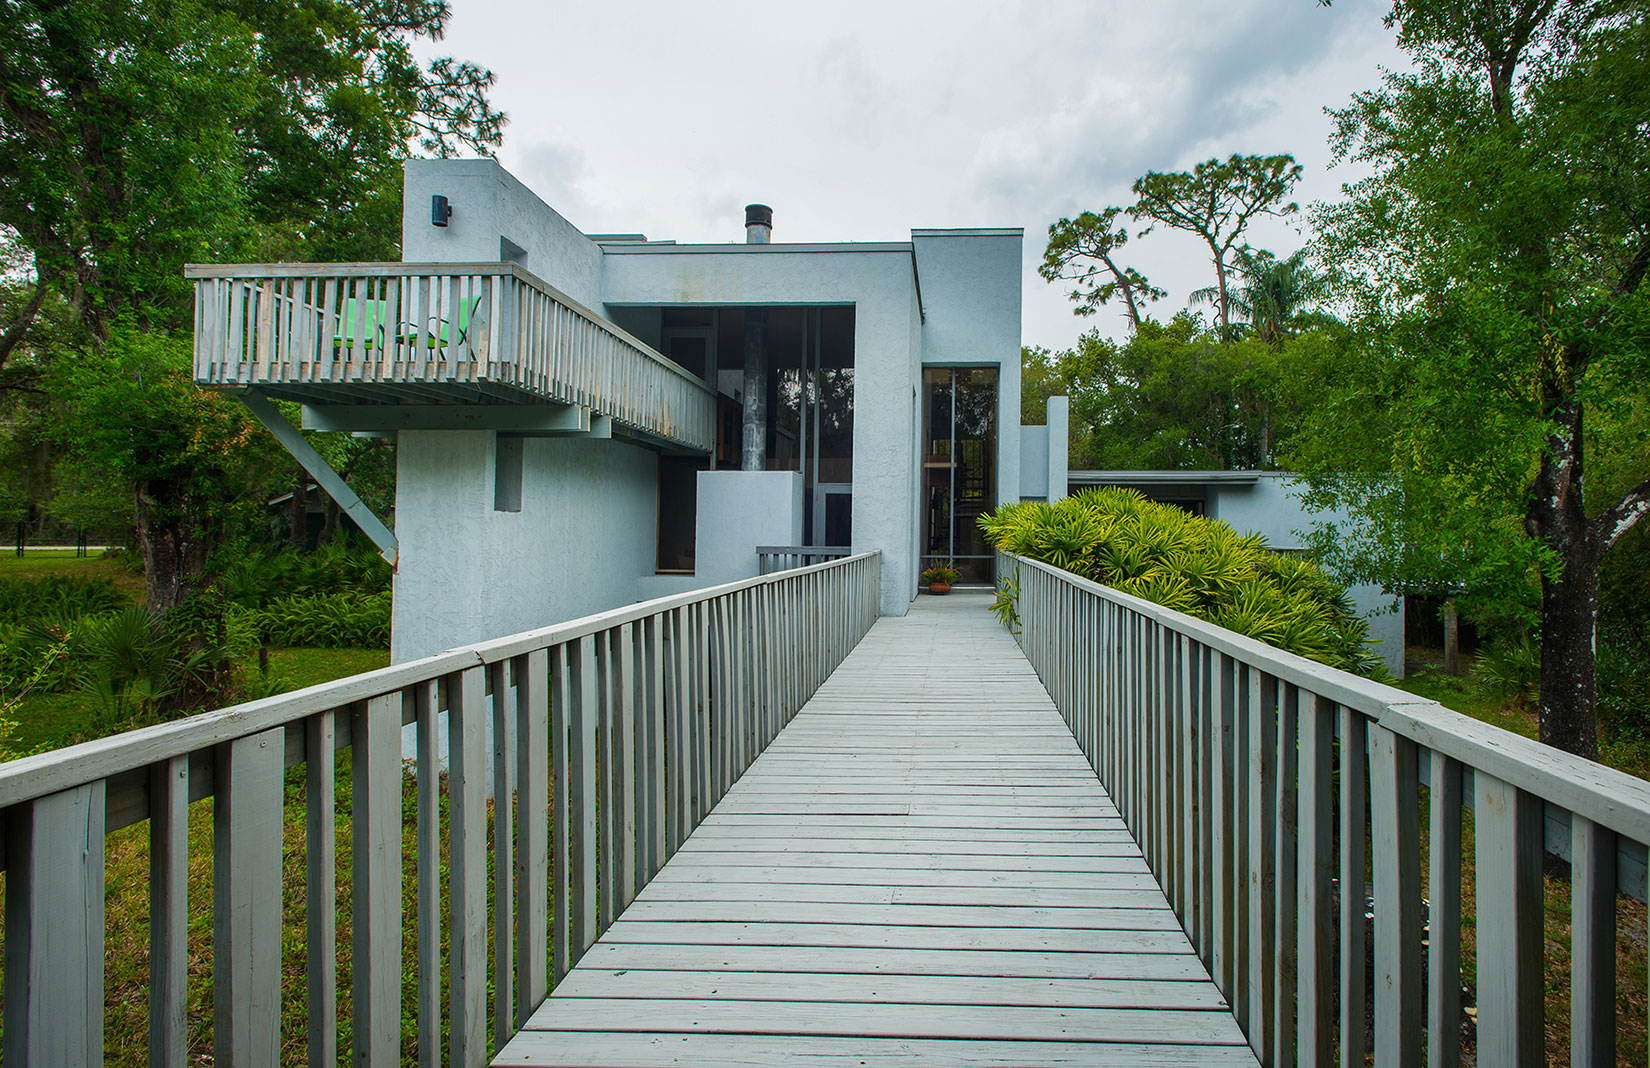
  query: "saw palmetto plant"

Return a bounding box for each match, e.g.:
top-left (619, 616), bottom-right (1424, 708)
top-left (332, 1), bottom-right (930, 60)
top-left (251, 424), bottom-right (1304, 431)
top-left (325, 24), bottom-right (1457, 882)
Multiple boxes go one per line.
top-left (979, 487), bottom-right (1381, 676)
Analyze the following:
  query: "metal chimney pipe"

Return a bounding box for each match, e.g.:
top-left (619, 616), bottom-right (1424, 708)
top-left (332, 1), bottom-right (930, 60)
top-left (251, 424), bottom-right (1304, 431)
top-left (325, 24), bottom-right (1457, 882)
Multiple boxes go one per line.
top-left (745, 204), bottom-right (772, 244)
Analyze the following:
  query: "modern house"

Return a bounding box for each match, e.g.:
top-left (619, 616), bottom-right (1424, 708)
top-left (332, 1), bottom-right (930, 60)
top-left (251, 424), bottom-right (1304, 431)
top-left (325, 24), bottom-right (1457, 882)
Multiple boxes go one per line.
top-left (195, 158), bottom-right (1069, 663)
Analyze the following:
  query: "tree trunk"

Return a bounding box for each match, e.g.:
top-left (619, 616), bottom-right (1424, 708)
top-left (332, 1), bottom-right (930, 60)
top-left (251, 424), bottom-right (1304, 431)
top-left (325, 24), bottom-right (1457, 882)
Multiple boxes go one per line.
top-left (1212, 251), bottom-right (1230, 335)
top-left (1537, 553), bottom-right (1600, 760)
top-left (320, 495), bottom-right (340, 546)
top-left (288, 469), bottom-right (308, 548)
top-left (133, 480), bottom-right (209, 620)
top-left (1442, 600), bottom-right (1461, 675)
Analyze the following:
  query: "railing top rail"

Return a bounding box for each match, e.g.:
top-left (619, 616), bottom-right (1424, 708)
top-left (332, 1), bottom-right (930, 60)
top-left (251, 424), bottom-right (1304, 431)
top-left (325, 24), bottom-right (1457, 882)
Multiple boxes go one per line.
top-left (0, 551), bottom-right (880, 810)
top-left (1006, 551), bottom-right (1650, 847)
top-left (756, 545), bottom-right (851, 554)
top-left (183, 260), bottom-right (713, 398)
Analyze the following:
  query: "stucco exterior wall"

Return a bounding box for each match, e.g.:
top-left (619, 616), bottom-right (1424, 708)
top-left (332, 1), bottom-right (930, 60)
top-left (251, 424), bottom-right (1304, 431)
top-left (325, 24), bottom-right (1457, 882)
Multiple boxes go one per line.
top-left (602, 246), bottom-right (921, 616)
top-left (390, 431), bottom-right (659, 663)
top-left (401, 159), bottom-right (604, 308)
top-left (912, 231), bottom-right (1023, 505)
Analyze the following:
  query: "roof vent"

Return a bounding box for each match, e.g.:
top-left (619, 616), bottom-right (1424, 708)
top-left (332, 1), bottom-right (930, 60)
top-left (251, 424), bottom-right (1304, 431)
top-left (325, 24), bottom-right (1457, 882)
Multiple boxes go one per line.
top-left (745, 204), bottom-right (772, 244)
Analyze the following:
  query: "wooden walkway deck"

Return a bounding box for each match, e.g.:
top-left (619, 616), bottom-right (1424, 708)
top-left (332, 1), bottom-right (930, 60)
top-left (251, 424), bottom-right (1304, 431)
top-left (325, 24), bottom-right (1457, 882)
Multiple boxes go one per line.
top-left (494, 593), bottom-right (1256, 1067)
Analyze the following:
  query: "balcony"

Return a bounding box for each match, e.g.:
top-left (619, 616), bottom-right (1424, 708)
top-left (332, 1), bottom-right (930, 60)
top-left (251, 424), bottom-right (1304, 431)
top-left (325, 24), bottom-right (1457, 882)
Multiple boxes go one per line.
top-left (187, 262), bottom-right (716, 452)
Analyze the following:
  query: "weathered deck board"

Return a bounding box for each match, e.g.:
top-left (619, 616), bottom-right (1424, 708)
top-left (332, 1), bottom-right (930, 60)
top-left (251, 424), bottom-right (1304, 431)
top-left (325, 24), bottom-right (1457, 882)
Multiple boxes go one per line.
top-left (494, 593), bottom-right (1255, 1067)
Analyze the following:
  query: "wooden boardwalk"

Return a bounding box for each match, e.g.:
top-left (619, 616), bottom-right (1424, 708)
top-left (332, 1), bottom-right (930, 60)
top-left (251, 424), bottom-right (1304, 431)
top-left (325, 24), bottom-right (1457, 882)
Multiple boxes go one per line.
top-left (495, 593), bottom-right (1256, 1067)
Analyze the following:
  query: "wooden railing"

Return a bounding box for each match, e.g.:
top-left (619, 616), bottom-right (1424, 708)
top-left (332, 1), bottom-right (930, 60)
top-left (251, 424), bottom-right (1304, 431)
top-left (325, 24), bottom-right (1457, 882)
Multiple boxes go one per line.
top-left (0, 553), bottom-right (880, 1067)
top-left (756, 545), bottom-right (850, 575)
top-left (1002, 552), bottom-right (1650, 1068)
top-left (186, 262), bottom-right (716, 452)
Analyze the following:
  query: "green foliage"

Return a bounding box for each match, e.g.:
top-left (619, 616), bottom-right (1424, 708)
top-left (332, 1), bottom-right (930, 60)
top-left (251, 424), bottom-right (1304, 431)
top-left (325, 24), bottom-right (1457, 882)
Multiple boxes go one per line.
top-left (1292, 0), bottom-right (1650, 754)
top-left (1031, 315), bottom-right (1360, 471)
top-left (213, 540), bottom-right (392, 608)
top-left (1129, 154), bottom-right (1304, 334)
top-left (247, 591), bottom-right (392, 650)
top-left (0, 574), bottom-right (125, 624)
top-left (920, 562), bottom-right (961, 585)
top-left (979, 488), bottom-right (1384, 675)
top-left (1040, 208), bottom-right (1166, 330)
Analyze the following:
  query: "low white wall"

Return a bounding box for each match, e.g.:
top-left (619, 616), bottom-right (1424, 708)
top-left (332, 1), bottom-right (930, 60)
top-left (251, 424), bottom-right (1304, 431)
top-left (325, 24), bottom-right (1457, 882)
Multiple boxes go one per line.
top-left (391, 431), bottom-right (660, 663)
top-left (694, 470), bottom-right (804, 585)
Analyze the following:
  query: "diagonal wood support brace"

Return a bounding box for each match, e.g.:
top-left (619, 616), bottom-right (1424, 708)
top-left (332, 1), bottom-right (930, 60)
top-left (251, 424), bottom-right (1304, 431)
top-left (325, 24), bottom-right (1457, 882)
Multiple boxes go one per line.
top-left (241, 393), bottom-right (399, 567)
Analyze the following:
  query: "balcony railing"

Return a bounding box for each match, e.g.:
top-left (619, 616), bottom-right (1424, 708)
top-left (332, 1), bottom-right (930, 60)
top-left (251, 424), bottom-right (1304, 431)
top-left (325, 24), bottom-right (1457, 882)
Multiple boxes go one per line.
top-left (1003, 551), bottom-right (1650, 1066)
top-left (187, 262), bottom-right (716, 452)
top-left (756, 545), bottom-right (850, 575)
top-left (0, 553), bottom-right (880, 1066)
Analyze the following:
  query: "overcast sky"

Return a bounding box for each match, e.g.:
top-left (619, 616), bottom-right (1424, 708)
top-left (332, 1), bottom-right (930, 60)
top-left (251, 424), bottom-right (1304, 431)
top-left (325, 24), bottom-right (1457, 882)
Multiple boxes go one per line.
top-left (427, 0), bottom-right (1405, 351)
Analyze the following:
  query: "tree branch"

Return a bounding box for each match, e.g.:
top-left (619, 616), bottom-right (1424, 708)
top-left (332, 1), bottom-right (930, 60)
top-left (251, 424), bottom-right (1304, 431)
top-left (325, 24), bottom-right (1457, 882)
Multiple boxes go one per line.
top-left (0, 274), bottom-right (44, 373)
top-left (1594, 474), bottom-right (1650, 553)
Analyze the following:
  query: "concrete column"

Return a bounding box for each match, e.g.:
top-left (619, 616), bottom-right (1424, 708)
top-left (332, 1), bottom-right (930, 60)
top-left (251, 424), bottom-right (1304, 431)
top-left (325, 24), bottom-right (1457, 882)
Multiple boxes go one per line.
top-left (1047, 395), bottom-right (1070, 502)
top-left (741, 309), bottom-right (768, 471)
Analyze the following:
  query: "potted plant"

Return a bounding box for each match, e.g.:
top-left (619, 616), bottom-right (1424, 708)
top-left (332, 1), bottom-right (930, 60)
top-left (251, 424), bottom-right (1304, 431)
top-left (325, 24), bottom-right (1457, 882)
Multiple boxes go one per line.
top-left (921, 562), bottom-right (961, 594)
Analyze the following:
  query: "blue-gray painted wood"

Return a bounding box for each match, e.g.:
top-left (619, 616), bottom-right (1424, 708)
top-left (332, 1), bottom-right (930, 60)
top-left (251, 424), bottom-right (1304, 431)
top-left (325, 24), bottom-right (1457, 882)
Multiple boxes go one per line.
top-left (3, 781), bottom-right (105, 1068)
top-left (353, 694), bottom-right (403, 1067)
top-left (214, 728), bottom-right (284, 1067)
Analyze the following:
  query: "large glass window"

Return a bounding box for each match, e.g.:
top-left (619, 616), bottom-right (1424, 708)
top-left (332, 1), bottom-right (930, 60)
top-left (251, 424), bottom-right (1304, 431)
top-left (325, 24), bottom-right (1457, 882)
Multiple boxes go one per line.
top-left (921, 367), bottom-right (997, 585)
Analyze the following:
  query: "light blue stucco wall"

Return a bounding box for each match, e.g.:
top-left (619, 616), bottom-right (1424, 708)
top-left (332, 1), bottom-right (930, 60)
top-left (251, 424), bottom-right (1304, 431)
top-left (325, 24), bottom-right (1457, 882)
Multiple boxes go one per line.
top-left (390, 432), bottom-right (659, 663)
top-left (912, 230), bottom-right (1023, 506)
top-left (401, 159), bottom-right (603, 308)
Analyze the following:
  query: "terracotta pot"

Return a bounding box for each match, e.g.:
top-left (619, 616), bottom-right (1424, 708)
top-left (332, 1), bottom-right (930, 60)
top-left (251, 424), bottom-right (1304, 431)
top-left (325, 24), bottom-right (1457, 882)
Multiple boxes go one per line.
top-left (928, 582), bottom-right (952, 595)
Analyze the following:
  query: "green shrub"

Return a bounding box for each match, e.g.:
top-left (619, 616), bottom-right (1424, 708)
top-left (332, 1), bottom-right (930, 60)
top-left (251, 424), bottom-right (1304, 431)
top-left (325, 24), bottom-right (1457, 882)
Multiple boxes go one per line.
top-left (248, 590), bottom-right (391, 649)
top-left (212, 541), bottom-right (391, 609)
top-left (0, 574), bottom-right (126, 625)
top-left (980, 487), bottom-right (1384, 676)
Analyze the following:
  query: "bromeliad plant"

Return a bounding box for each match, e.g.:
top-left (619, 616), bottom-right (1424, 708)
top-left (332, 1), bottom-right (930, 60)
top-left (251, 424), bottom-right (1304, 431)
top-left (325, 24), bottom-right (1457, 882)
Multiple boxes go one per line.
top-left (979, 487), bottom-right (1384, 676)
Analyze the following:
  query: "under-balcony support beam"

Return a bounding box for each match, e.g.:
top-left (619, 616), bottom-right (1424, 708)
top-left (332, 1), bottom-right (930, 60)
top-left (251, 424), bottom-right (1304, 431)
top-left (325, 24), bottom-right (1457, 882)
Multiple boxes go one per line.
top-left (302, 403), bottom-right (588, 434)
top-left (242, 392), bottom-right (399, 566)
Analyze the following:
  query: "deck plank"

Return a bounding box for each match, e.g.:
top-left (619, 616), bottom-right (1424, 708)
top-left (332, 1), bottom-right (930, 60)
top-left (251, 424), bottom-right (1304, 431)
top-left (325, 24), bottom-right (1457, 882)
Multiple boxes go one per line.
top-left (493, 593), bottom-right (1255, 1066)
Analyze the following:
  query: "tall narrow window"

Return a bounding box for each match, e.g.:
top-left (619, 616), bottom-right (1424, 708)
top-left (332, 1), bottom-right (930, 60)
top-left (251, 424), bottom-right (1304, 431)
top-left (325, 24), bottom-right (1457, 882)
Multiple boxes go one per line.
top-left (921, 367), bottom-right (997, 584)
top-left (494, 435), bottom-right (524, 512)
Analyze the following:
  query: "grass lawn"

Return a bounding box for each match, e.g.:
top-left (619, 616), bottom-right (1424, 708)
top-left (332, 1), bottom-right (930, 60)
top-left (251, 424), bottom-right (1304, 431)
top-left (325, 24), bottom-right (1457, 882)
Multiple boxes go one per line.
top-left (0, 547), bottom-right (146, 601)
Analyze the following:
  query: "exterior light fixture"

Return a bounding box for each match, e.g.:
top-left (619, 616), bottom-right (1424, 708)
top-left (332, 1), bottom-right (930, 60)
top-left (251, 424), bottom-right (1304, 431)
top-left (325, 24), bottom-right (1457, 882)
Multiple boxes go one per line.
top-left (432, 194), bottom-right (453, 227)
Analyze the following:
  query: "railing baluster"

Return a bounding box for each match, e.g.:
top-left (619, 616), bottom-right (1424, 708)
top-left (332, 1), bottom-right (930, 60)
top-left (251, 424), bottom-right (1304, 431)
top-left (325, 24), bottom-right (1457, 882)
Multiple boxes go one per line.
top-left (1274, 681), bottom-right (1299, 1061)
top-left (1428, 752), bottom-right (1463, 1068)
top-left (1370, 723), bottom-right (1422, 1067)
top-left (518, 649), bottom-right (551, 1016)
top-left (1298, 693), bottom-right (1336, 1063)
top-left (305, 713), bottom-right (338, 1068)
top-left (551, 644), bottom-right (574, 983)
top-left (415, 679), bottom-right (442, 1066)
top-left (1474, 771), bottom-right (1545, 1068)
top-left (354, 693), bottom-right (404, 1067)
top-left (449, 667), bottom-right (488, 1068)
top-left (3, 781), bottom-right (106, 1067)
top-left (1572, 814), bottom-right (1617, 1067)
top-left (489, 661), bottom-right (516, 1049)
top-left (572, 635), bottom-right (600, 961)
top-left (1339, 707), bottom-right (1369, 1068)
top-left (618, 623), bottom-right (639, 908)
top-left (214, 728), bottom-right (284, 1067)
top-left (150, 755), bottom-right (189, 1068)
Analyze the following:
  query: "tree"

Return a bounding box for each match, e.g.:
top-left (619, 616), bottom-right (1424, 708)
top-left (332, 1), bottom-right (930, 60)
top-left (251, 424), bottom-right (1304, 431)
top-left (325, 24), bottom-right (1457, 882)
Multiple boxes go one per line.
top-left (1191, 248), bottom-right (1325, 347)
top-left (1035, 314), bottom-right (1355, 471)
top-left (1040, 208), bottom-right (1166, 332)
top-left (1129, 154), bottom-right (1304, 334)
top-left (1300, 0), bottom-right (1650, 758)
top-left (0, 0), bottom-right (505, 616)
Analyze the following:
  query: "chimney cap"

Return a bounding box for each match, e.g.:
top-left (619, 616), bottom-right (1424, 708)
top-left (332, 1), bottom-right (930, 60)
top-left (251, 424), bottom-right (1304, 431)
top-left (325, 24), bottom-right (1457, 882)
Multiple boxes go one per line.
top-left (744, 204), bottom-right (773, 229)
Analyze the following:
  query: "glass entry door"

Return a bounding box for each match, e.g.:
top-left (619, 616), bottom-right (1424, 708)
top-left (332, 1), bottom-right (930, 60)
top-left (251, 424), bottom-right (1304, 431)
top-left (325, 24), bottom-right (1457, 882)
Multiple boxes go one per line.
top-left (921, 367), bottom-right (998, 585)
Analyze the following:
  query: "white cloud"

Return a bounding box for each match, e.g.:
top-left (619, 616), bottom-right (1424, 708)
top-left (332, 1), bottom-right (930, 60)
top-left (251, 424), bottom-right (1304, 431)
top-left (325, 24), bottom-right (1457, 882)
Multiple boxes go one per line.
top-left (424, 0), bottom-right (1404, 346)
